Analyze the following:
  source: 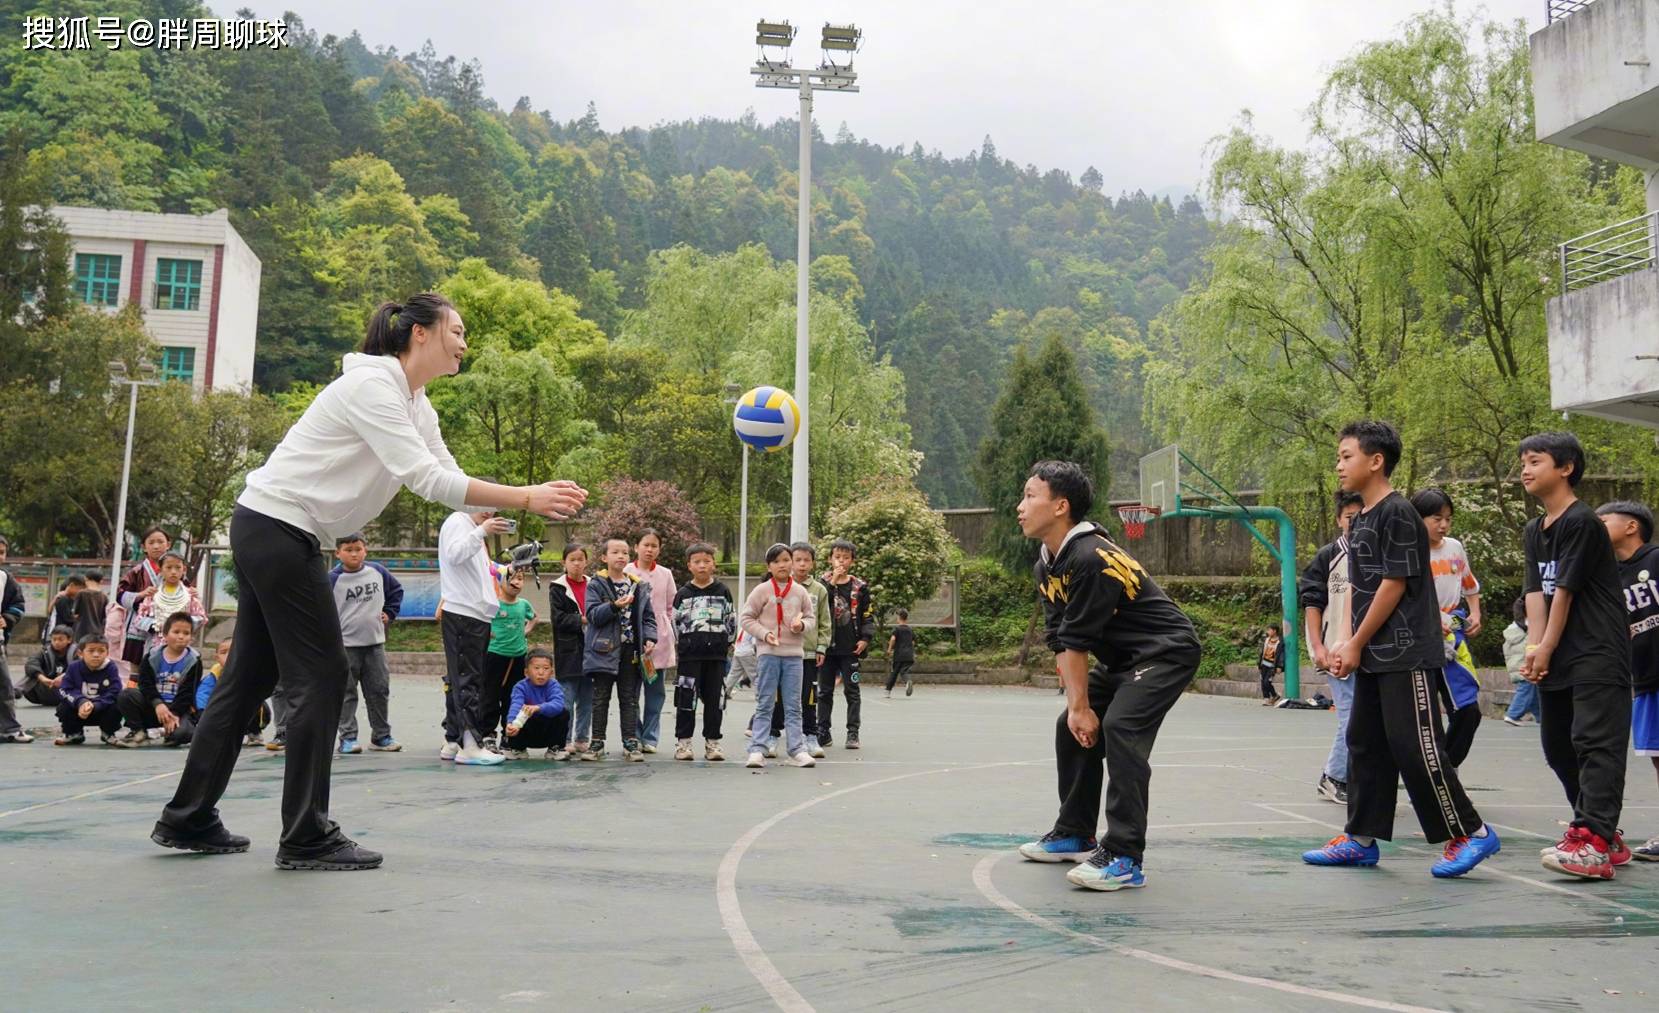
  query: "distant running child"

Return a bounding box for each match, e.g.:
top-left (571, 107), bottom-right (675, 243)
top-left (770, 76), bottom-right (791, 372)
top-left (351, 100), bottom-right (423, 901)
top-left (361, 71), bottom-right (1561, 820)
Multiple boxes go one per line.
top-left (884, 609), bottom-right (916, 697)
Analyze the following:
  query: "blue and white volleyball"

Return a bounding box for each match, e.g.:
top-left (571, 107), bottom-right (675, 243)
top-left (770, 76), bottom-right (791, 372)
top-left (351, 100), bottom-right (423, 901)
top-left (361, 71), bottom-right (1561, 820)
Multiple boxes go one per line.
top-left (732, 385), bottom-right (801, 452)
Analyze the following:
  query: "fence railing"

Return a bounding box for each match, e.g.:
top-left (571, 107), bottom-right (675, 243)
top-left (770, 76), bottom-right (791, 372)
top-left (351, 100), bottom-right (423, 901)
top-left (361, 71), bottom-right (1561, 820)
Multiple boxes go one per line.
top-left (1560, 211), bottom-right (1659, 292)
top-left (1547, 0), bottom-right (1598, 23)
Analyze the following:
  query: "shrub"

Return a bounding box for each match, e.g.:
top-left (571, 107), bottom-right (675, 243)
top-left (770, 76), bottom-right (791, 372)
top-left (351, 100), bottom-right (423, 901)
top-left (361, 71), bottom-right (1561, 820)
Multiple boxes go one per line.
top-left (578, 477), bottom-right (702, 578)
top-left (822, 482), bottom-right (955, 621)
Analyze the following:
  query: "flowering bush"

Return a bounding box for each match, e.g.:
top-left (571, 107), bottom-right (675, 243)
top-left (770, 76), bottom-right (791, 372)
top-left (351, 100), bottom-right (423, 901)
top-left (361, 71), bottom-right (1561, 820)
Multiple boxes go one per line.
top-left (578, 478), bottom-right (703, 578)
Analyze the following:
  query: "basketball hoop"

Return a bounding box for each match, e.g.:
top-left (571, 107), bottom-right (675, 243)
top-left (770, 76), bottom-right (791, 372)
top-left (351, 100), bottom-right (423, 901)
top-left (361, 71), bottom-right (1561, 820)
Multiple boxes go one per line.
top-left (1116, 503), bottom-right (1159, 540)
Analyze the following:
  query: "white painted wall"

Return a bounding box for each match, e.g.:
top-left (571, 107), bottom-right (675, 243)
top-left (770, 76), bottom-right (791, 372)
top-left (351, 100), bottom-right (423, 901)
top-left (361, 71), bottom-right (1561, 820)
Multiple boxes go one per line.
top-left (215, 228), bottom-right (262, 391)
top-left (1546, 267), bottom-right (1659, 427)
top-left (1531, 0), bottom-right (1659, 170)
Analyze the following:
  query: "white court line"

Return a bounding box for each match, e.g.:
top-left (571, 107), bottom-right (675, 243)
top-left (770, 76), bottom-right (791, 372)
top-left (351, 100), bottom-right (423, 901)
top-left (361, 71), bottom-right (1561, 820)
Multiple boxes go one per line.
top-left (1252, 804), bottom-right (1656, 919)
top-left (0, 769), bottom-right (182, 821)
top-left (970, 854), bottom-right (1448, 1013)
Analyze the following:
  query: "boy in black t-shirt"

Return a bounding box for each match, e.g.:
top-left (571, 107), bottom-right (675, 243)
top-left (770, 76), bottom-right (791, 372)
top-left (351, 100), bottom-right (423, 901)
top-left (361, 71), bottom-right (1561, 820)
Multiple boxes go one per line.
top-left (1015, 460), bottom-right (1200, 892)
top-left (1516, 430), bottom-right (1633, 880)
top-left (1301, 421), bottom-right (1499, 878)
top-left (885, 609), bottom-right (916, 697)
top-left (1596, 499), bottom-right (1659, 862)
top-left (671, 542), bottom-right (736, 762)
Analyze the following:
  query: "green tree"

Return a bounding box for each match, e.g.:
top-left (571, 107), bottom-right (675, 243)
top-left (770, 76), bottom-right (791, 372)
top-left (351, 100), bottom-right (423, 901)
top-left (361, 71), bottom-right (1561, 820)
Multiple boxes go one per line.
top-left (972, 334), bottom-right (1111, 574)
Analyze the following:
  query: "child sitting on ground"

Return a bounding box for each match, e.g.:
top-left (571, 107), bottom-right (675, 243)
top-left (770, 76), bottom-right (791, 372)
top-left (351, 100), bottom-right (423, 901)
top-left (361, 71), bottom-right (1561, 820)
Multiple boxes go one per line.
top-left (117, 612), bottom-right (202, 747)
top-left (55, 635), bottom-right (123, 746)
top-left (135, 552), bottom-right (206, 651)
top-left (503, 648), bottom-right (568, 760)
top-left (22, 624), bottom-right (77, 708)
top-left (196, 637), bottom-right (269, 747)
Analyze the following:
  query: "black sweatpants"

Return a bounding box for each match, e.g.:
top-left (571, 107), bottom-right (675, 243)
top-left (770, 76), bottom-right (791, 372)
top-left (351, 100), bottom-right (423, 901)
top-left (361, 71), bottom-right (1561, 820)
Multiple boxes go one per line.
top-left (772, 657), bottom-right (817, 739)
top-left (885, 659), bottom-right (914, 693)
top-left (482, 650), bottom-right (527, 739)
top-left (1053, 653), bottom-right (1196, 865)
top-left (675, 657), bottom-right (726, 741)
top-left (158, 506), bottom-right (350, 858)
top-left (440, 612), bottom-right (491, 744)
top-left (590, 648), bottom-right (641, 751)
top-left (116, 687), bottom-right (195, 745)
top-left (1345, 668), bottom-right (1482, 844)
top-left (817, 653), bottom-right (861, 738)
top-left (1539, 682), bottom-right (1631, 844)
top-left (58, 701), bottom-right (123, 737)
top-left (505, 710), bottom-right (571, 750)
top-left (1258, 664), bottom-right (1279, 701)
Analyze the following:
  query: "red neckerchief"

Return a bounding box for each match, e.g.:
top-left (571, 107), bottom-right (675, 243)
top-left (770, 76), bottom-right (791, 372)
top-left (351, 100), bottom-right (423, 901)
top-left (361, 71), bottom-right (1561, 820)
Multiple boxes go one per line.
top-left (770, 576), bottom-right (793, 630)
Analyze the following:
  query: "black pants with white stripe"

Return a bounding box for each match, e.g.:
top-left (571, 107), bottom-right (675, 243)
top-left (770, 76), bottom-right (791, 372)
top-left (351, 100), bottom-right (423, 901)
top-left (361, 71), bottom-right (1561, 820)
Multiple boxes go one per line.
top-left (1345, 668), bottom-right (1482, 844)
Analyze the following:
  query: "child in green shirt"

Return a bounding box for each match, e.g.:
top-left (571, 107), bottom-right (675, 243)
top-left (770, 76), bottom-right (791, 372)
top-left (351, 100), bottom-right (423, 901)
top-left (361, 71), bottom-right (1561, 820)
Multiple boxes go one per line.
top-left (483, 568), bottom-right (538, 748)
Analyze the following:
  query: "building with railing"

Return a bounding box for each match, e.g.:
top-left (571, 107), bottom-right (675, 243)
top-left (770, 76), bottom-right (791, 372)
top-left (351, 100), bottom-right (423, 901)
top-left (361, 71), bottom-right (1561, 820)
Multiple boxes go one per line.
top-left (1532, 0), bottom-right (1659, 426)
top-left (51, 206), bottom-right (261, 392)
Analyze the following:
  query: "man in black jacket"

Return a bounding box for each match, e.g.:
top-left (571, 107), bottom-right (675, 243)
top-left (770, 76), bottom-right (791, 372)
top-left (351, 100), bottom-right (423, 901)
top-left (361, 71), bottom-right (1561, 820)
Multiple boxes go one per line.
top-left (1013, 461), bottom-right (1200, 892)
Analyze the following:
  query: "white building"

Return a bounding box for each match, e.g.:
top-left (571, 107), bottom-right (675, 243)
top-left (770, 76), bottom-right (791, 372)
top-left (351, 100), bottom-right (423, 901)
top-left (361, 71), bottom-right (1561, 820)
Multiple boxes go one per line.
top-left (1531, 0), bottom-right (1659, 426)
top-left (52, 205), bottom-right (262, 391)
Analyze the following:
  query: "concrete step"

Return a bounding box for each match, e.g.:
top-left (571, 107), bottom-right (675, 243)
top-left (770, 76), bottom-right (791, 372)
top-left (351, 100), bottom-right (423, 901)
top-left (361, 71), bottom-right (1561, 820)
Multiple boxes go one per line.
top-left (1196, 677), bottom-right (1520, 717)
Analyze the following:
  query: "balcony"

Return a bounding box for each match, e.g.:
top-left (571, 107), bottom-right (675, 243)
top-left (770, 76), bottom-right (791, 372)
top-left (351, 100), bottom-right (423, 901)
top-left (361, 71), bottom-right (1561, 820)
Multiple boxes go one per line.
top-left (1548, 212), bottom-right (1659, 426)
top-left (1531, 0), bottom-right (1659, 170)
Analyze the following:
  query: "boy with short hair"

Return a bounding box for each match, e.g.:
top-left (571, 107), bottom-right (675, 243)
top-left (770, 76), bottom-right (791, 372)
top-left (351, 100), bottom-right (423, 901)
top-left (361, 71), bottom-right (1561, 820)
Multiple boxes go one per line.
top-left (818, 539), bottom-right (874, 749)
top-left (47, 574), bottom-right (85, 640)
top-left (1597, 500), bottom-right (1659, 861)
top-left (197, 637), bottom-right (269, 747)
top-left (1014, 461), bottom-right (1200, 891)
top-left (21, 624), bottom-right (77, 709)
top-left (483, 568), bottom-right (537, 749)
top-left (0, 534), bottom-right (28, 743)
top-left (1516, 433), bottom-right (1633, 879)
top-left (585, 537), bottom-right (657, 762)
top-left (117, 612), bottom-right (203, 747)
top-left (330, 532), bottom-right (404, 755)
top-left (884, 609), bottom-right (916, 698)
top-left (672, 542), bottom-right (736, 761)
top-left (1300, 489), bottom-right (1363, 803)
top-left (502, 648), bottom-right (568, 759)
top-left (73, 570), bottom-right (109, 644)
top-left (1302, 421), bottom-right (1499, 878)
top-left (1257, 625), bottom-right (1285, 705)
top-left (771, 542), bottom-right (831, 757)
top-left (1411, 488), bottom-right (1485, 768)
top-left (55, 635), bottom-right (123, 746)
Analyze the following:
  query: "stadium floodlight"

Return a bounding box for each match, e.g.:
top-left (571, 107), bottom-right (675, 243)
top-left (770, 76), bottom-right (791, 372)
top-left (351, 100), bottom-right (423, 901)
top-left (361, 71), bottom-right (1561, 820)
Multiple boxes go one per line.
top-left (756, 20), bottom-right (795, 48)
top-left (820, 23), bottom-right (860, 52)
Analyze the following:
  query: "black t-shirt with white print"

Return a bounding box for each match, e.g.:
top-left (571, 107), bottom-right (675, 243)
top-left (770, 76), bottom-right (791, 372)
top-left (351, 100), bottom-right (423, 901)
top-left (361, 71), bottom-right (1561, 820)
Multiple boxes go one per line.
top-left (1347, 491), bottom-right (1444, 674)
top-left (1524, 499), bottom-right (1633, 689)
top-left (1618, 542), bottom-right (1659, 695)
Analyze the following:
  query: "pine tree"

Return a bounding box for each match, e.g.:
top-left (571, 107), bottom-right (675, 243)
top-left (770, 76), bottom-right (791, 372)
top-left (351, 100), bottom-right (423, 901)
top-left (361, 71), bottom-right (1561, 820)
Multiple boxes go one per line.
top-left (971, 333), bottom-right (1111, 574)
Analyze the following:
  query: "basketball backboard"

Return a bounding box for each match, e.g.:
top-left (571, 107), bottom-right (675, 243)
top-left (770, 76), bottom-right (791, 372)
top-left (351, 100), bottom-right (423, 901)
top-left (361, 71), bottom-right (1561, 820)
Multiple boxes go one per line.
top-left (1139, 444), bottom-right (1179, 515)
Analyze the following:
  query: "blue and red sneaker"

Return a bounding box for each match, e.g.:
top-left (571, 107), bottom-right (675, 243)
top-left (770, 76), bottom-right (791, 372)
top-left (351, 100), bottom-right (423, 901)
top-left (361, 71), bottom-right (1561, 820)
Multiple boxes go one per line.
top-left (1018, 830), bottom-right (1098, 863)
top-left (1431, 827), bottom-right (1500, 878)
top-left (1302, 834), bottom-right (1380, 867)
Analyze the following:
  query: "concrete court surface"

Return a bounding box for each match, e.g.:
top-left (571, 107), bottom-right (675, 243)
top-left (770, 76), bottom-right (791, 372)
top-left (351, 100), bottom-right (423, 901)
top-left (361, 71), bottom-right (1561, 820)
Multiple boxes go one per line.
top-left (3, 678), bottom-right (1657, 1013)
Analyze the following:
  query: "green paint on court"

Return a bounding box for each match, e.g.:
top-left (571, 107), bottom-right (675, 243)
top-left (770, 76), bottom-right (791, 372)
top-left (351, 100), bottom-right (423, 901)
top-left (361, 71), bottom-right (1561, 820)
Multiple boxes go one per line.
top-left (932, 832), bottom-right (1031, 849)
top-left (1365, 919), bottom-right (1659, 939)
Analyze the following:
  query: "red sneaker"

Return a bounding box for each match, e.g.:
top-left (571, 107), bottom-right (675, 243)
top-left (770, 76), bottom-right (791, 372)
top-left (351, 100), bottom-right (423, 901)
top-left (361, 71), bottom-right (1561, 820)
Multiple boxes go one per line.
top-left (1543, 828), bottom-right (1615, 881)
top-left (1610, 831), bottom-right (1631, 867)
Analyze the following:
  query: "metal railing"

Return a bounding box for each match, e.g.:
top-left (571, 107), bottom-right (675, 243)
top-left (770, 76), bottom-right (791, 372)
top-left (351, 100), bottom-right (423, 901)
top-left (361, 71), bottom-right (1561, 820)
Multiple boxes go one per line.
top-left (1547, 0), bottom-right (1598, 23)
top-left (1560, 211), bottom-right (1659, 292)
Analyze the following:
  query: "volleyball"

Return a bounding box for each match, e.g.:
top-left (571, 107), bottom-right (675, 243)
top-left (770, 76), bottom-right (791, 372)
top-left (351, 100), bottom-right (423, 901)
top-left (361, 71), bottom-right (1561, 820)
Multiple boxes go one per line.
top-left (732, 385), bottom-right (801, 452)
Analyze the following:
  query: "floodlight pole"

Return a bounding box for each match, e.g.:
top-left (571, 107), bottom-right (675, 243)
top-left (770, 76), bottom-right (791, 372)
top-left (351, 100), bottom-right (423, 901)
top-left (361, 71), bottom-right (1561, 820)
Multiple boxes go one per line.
top-left (792, 76), bottom-right (812, 545)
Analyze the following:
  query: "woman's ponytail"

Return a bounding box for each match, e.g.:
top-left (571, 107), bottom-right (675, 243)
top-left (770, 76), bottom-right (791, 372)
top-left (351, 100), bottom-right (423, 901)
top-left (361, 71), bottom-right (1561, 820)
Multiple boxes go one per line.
top-left (361, 293), bottom-right (454, 356)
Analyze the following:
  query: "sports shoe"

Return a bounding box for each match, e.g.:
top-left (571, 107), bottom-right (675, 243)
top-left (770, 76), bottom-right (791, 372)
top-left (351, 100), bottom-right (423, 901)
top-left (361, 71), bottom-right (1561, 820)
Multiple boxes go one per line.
top-left (481, 735), bottom-right (499, 753)
top-left (503, 748), bottom-right (528, 760)
top-left (845, 734), bottom-right (860, 750)
top-left (439, 741), bottom-right (460, 761)
top-left (275, 839), bottom-right (383, 871)
top-left (151, 822), bottom-right (250, 854)
top-left (454, 746), bottom-right (505, 766)
top-left (1302, 835), bottom-right (1380, 867)
top-left (819, 735), bottom-right (834, 749)
top-left (791, 751), bottom-right (816, 767)
top-left (1431, 828), bottom-right (1501, 878)
top-left (1542, 827), bottom-right (1613, 880)
top-left (1066, 849), bottom-right (1146, 891)
top-left (581, 747), bottom-right (602, 761)
top-left (338, 738), bottom-right (362, 755)
top-left (674, 738), bottom-right (694, 761)
top-left (705, 741), bottom-right (725, 762)
top-left (552, 747), bottom-right (572, 761)
top-left (53, 733), bottom-right (84, 746)
top-left (368, 736), bottom-right (402, 752)
top-left (746, 751), bottom-right (766, 768)
top-left (627, 748), bottom-right (646, 762)
top-left (0, 731), bottom-right (34, 744)
top-left (147, 727), bottom-right (164, 741)
top-left (807, 736), bottom-right (825, 759)
top-left (1502, 715), bottom-right (1523, 726)
top-left (764, 740), bottom-right (780, 759)
top-left (266, 735), bottom-right (286, 752)
top-left (1632, 836), bottom-right (1659, 861)
top-left (1317, 773), bottom-right (1348, 805)
top-left (1610, 832), bottom-right (1632, 867)
top-left (641, 743), bottom-right (657, 754)
top-left (112, 729), bottom-right (146, 748)
top-left (242, 734), bottom-right (263, 748)
top-left (100, 732), bottom-right (121, 746)
top-left (905, 677), bottom-right (913, 697)
top-left (1018, 830), bottom-right (1099, 863)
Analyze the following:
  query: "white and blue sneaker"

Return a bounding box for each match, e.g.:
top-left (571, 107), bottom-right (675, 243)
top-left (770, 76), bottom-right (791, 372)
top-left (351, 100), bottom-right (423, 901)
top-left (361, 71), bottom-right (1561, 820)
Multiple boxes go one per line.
top-left (338, 738), bottom-right (362, 755)
top-left (1302, 834), bottom-right (1380, 867)
top-left (1018, 829), bottom-right (1099, 863)
top-left (1066, 848), bottom-right (1146, 891)
top-left (1431, 827), bottom-right (1501, 878)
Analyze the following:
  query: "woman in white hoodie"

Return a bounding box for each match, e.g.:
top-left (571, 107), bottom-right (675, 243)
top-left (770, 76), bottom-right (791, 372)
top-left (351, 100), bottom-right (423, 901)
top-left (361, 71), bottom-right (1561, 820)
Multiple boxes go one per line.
top-left (151, 293), bottom-right (586, 871)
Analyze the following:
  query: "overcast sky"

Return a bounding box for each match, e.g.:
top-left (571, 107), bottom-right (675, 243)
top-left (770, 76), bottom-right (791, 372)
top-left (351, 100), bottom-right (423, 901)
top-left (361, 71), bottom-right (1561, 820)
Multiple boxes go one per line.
top-left (278, 0), bottom-right (1542, 197)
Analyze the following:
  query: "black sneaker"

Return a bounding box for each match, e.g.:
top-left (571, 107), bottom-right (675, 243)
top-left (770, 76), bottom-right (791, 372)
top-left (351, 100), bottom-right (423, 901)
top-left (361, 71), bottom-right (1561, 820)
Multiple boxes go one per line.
top-left (820, 735), bottom-right (834, 749)
top-left (845, 734), bottom-right (860, 750)
top-left (275, 839), bottom-right (383, 871)
top-left (151, 823), bottom-right (252, 854)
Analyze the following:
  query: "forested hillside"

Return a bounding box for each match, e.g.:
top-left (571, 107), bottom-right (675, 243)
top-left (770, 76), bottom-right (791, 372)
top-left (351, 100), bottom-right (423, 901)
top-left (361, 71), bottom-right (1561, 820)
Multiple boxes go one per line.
top-left (0, 0), bottom-right (1207, 506)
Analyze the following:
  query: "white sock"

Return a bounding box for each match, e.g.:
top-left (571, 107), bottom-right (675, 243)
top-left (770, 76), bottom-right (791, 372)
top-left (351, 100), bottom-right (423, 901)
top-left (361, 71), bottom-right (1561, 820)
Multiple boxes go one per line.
top-left (1473, 825), bottom-right (1489, 838)
top-left (461, 730), bottom-right (480, 752)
